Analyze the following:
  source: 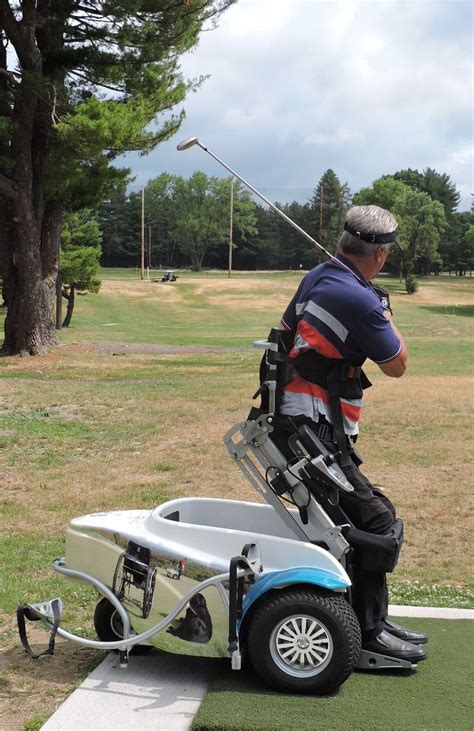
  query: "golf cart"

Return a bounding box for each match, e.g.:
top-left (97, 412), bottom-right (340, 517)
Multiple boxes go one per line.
top-left (159, 270), bottom-right (178, 283)
top-left (17, 329), bottom-right (411, 696)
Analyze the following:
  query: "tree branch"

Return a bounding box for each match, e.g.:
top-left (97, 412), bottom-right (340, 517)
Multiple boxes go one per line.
top-left (0, 65), bottom-right (20, 86)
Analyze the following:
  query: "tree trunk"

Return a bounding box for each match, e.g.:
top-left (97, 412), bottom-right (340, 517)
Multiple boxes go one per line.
top-left (1, 202), bottom-right (62, 355)
top-left (62, 285), bottom-right (75, 328)
top-left (0, 7), bottom-right (64, 356)
top-left (190, 247), bottom-right (207, 272)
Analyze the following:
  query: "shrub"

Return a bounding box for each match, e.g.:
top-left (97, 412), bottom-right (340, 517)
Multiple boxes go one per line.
top-left (405, 273), bottom-right (418, 294)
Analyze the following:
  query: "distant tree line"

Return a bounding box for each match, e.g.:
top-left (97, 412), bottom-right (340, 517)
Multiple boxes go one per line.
top-left (98, 167), bottom-right (473, 285)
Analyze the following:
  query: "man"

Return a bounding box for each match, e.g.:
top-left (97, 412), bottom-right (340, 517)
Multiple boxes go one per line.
top-left (278, 205), bottom-right (427, 663)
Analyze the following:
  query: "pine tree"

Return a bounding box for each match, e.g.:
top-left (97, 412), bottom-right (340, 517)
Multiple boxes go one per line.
top-left (311, 170), bottom-right (351, 252)
top-left (0, 1), bottom-right (234, 354)
top-left (60, 211), bottom-right (102, 327)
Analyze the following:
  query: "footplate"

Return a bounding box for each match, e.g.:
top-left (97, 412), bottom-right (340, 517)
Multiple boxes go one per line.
top-left (357, 648), bottom-right (415, 670)
top-left (23, 598), bottom-right (64, 622)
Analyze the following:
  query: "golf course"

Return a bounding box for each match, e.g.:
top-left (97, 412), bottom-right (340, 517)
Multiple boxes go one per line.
top-left (0, 269), bottom-right (473, 730)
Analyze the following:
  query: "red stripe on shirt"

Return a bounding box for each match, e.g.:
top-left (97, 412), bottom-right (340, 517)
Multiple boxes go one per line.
top-left (290, 320), bottom-right (343, 360)
top-left (284, 377), bottom-right (362, 424)
top-left (341, 401), bottom-right (361, 423)
top-left (283, 376), bottom-right (330, 404)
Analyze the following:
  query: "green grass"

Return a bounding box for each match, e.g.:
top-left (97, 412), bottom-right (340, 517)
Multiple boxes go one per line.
top-left (193, 618), bottom-right (473, 731)
top-left (389, 580), bottom-right (473, 609)
top-left (0, 533), bottom-right (96, 620)
top-left (23, 717), bottom-right (47, 731)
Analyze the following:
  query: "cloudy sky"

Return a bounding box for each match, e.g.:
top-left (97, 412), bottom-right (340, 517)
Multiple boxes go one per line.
top-left (121, 0), bottom-right (473, 210)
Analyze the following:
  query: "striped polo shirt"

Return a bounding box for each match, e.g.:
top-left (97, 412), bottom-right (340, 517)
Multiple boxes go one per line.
top-left (280, 255), bottom-right (401, 435)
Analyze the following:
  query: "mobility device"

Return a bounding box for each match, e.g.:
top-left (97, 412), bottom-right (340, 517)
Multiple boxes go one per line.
top-left (18, 330), bottom-right (410, 696)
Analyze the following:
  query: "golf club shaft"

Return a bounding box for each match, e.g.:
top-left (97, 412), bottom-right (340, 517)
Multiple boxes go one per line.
top-left (196, 142), bottom-right (333, 260)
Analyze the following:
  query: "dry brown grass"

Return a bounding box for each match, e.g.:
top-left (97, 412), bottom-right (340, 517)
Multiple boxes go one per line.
top-left (405, 281), bottom-right (474, 305)
top-left (192, 277), bottom-right (293, 311)
top-left (101, 279), bottom-right (180, 302)
top-left (1, 352), bottom-right (471, 580)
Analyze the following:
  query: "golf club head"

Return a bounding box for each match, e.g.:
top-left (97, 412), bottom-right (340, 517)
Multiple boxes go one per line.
top-left (176, 136), bottom-right (200, 151)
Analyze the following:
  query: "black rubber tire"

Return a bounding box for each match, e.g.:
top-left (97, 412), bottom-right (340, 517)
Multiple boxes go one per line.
top-left (93, 598), bottom-right (153, 654)
top-left (247, 588), bottom-right (361, 695)
top-left (94, 597), bottom-right (125, 642)
top-left (94, 597), bottom-right (153, 655)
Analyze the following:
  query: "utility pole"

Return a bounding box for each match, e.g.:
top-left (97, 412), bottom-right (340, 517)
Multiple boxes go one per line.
top-left (141, 186), bottom-right (145, 280)
top-left (228, 178), bottom-right (234, 278)
top-left (148, 225), bottom-right (152, 278)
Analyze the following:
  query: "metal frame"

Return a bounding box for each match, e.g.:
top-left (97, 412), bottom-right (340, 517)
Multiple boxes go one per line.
top-left (224, 415), bottom-right (350, 562)
top-left (25, 556), bottom-right (260, 667)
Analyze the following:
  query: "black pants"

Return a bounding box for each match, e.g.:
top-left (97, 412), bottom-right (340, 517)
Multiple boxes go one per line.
top-left (338, 461), bottom-right (396, 641)
top-left (270, 416), bottom-right (396, 641)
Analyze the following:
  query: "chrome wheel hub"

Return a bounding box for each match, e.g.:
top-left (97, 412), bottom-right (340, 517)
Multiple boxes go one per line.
top-left (270, 614), bottom-right (333, 678)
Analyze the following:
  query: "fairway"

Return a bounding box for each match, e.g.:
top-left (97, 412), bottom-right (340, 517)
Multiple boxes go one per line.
top-left (0, 270), bottom-right (473, 729)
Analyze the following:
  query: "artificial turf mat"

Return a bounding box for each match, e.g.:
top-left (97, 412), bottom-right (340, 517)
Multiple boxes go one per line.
top-left (192, 618), bottom-right (473, 730)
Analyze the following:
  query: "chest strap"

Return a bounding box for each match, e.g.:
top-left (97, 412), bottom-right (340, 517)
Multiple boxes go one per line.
top-left (292, 353), bottom-right (371, 469)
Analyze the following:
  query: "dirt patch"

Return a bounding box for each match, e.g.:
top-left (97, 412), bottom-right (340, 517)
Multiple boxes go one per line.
top-left (0, 613), bottom-right (101, 731)
top-left (73, 341), bottom-right (243, 356)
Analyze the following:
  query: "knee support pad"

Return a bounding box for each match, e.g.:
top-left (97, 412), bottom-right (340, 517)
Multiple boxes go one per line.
top-left (342, 518), bottom-right (404, 573)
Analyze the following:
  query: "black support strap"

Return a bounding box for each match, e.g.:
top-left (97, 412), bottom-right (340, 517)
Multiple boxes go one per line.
top-left (228, 545), bottom-right (256, 654)
top-left (326, 363), bottom-right (352, 469)
top-left (17, 599), bottom-right (61, 659)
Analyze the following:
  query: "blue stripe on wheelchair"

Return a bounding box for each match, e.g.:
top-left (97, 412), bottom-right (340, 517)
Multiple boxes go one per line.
top-left (240, 567), bottom-right (350, 624)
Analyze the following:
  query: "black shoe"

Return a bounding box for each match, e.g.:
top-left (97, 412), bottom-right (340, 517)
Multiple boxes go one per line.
top-left (382, 619), bottom-right (428, 644)
top-left (362, 630), bottom-right (428, 664)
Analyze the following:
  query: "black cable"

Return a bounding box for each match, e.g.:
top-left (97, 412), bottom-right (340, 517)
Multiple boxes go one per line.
top-left (264, 462), bottom-right (312, 510)
top-left (264, 465), bottom-right (298, 507)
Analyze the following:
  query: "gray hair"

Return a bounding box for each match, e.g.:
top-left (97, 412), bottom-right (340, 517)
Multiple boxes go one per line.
top-left (338, 205), bottom-right (398, 257)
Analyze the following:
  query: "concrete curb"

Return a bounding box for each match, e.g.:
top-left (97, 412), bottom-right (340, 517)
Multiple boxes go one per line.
top-left (41, 651), bottom-right (213, 731)
top-left (388, 604), bottom-right (474, 619)
top-left (42, 606), bottom-right (473, 730)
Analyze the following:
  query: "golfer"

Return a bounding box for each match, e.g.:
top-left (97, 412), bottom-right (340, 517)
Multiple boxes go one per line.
top-left (278, 205), bottom-right (428, 663)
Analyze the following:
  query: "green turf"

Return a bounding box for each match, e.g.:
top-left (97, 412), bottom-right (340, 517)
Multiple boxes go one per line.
top-left (193, 618), bottom-right (473, 731)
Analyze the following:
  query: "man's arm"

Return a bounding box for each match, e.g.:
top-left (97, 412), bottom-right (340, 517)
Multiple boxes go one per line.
top-left (377, 311), bottom-right (408, 378)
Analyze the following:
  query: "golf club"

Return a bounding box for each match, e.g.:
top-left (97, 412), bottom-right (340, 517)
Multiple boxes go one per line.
top-left (177, 137), bottom-right (334, 260)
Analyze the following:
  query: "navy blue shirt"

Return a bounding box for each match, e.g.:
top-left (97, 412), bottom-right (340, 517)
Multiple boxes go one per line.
top-left (280, 255), bottom-right (401, 434)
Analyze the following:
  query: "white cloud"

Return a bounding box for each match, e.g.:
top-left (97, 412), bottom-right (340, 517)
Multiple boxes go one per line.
top-left (122, 0), bottom-right (473, 209)
top-left (304, 129), bottom-right (364, 146)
